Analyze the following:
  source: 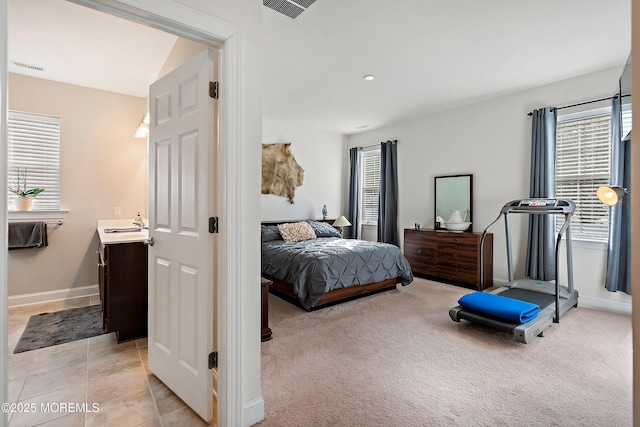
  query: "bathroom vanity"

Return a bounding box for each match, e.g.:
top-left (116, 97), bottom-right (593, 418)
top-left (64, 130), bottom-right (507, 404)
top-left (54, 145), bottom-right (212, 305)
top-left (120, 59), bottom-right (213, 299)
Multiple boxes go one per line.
top-left (97, 219), bottom-right (149, 343)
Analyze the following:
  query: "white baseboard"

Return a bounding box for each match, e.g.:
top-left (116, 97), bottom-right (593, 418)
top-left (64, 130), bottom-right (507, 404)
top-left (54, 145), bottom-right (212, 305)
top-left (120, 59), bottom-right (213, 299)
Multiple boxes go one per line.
top-left (8, 285), bottom-right (99, 308)
top-left (242, 397), bottom-right (265, 427)
top-left (578, 295), bottom-right (632, 315)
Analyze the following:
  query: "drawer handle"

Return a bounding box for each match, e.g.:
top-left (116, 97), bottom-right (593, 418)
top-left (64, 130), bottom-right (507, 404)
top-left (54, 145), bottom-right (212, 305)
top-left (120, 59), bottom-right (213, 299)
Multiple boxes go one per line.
top-left (454, 238), bottom-right (459, 243)
top-left (453, 268), bottom-right (459, 274)
top-left (416, 249), bottom-right (422, 254)
top-left (453, 253), bottom-right (459, 259)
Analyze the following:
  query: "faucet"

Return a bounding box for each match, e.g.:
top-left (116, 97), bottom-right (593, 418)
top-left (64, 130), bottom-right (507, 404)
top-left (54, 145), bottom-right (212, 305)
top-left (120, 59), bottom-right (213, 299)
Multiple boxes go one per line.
top-left (133, 212), bottom-right (144, 230)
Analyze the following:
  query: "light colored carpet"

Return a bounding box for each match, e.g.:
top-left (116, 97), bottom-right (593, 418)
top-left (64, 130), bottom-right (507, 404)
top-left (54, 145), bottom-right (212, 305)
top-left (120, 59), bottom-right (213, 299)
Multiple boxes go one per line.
top-left (258, 278), bottom-right (632, 426)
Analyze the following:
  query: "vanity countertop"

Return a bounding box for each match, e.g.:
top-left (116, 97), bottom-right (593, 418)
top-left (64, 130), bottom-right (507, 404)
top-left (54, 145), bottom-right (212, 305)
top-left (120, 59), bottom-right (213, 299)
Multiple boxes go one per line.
top-left (97, 219), bottom-right (149, 245)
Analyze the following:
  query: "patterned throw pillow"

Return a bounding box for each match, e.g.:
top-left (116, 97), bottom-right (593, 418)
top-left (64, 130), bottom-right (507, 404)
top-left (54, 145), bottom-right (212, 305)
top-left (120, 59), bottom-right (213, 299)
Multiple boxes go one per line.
top-left (278, 221), bottom-right (317, 242)
top-left (306, 221), bottom-right (341, 238)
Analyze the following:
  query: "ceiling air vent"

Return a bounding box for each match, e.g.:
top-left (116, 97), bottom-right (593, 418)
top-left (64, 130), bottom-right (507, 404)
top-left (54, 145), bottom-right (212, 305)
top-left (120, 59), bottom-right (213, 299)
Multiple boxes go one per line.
top-left (11, 60), bottom-right (44, 72)
top-left (263, 0), bottom-right (317, 20)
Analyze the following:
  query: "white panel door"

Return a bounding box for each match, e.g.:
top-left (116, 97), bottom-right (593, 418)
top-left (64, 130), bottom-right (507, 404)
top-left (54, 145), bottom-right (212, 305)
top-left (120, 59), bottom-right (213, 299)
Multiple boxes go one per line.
top-left (148, 49), bottom-right (216, 422)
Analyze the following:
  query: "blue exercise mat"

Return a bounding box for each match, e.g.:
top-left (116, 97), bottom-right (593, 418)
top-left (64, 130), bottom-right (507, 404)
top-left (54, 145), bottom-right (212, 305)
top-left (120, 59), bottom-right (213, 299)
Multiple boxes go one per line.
top-left (458, 291), bottom-right (541, 324)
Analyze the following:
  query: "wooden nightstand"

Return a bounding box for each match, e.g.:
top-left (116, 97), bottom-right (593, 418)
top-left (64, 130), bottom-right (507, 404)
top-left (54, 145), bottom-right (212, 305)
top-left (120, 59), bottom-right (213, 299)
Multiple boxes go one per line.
top-left (261, 277), bottom-right (273, 341)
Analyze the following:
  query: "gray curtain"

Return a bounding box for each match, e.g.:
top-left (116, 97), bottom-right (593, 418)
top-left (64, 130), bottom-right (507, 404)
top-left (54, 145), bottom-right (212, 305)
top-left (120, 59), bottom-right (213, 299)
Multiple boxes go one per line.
top-left (377, 140), bottom-right (399, 245)
top-left (525, 108), bottom-right (557, 281)
top-left (605, 97), bottom-right (631, 294)
top-left (346, 147), bottom-right (362, 239)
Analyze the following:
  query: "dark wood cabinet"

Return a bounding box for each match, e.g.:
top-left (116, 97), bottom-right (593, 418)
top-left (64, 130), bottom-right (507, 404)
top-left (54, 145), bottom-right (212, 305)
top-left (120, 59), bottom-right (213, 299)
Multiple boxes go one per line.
top-left (261, 277), bottom-right (273, 341)
top-left (260, 277), bottom-right (273, 341)
top-left (98, 242), bottom-right (148, 342)
top-left (404, 229), bottom-right (493, 290)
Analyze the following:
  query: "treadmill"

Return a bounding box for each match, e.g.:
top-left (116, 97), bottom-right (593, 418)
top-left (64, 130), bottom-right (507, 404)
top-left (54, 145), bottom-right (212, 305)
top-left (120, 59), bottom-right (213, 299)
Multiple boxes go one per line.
top-left (449, 198), bottom-right (579, 344)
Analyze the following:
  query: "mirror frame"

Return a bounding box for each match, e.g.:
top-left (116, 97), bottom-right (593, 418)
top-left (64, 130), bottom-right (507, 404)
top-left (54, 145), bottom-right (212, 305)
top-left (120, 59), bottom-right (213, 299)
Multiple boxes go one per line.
top-left (434, 174), bottom-right (473, 232)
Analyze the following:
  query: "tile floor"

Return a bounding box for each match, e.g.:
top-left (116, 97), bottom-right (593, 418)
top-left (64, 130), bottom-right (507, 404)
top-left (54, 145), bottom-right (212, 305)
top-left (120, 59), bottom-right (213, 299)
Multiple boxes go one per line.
top-left (7, 297), bottom-right (214, 427)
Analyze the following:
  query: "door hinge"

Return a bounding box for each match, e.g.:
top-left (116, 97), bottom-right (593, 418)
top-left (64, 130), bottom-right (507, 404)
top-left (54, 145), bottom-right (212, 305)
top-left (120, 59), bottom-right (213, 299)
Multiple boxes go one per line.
top-left (209, 81), bottom-right (219, 99)
top-left (209, 217), bottom-right (219, 233)
top-left (209, 351), bottom-right (218, 369)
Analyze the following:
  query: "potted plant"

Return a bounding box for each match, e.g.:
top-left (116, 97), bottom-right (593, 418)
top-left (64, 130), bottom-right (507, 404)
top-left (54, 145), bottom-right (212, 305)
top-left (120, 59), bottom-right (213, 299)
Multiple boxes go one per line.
top-left (8, 167), bottom-right (45, 211)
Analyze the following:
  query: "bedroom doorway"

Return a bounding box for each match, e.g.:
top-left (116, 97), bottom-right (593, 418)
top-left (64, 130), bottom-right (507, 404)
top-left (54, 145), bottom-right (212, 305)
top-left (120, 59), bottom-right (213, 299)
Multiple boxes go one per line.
top-left (0, 0), bottom-right (246, 425)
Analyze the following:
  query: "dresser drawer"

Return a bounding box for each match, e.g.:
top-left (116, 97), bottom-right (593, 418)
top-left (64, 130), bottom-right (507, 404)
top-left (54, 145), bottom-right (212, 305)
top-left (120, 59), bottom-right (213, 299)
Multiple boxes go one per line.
top-left (437, 263), bottom-right (478, 284)
top-left (404, 243), bottom-right (436, 276)
top-left (404, 229), bottom-right (437, 245)
top-left (436, 250), bottom-right (477, 267)
top-left (436, 231), bottom-right (478, 246)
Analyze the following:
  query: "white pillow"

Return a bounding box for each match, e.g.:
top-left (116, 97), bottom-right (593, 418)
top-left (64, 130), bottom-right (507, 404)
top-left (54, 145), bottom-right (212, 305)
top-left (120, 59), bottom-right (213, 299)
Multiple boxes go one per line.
top-left (278, 221), bottom-right (317, 242)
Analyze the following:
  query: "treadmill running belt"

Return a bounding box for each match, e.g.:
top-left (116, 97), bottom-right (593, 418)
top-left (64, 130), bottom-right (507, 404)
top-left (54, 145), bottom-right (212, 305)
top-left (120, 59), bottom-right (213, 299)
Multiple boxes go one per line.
top-left (499, 288), bottom-right (556, 308)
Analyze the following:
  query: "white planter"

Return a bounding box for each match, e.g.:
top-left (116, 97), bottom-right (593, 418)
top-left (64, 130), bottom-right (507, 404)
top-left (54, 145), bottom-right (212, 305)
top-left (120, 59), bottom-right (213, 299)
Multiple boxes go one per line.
top-left (14, 197), bottom-right (34, 211)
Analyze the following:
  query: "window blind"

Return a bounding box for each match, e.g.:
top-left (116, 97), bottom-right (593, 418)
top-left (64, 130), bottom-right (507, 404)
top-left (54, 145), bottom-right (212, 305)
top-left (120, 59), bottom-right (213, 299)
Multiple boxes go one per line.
top-left (361, 150), bottom-right (380, 224)
top-left (621, 104), bottom-right (632, 138)
top-left (7, 111), bottom-right (61, 210)
top-left (555, 111), bottom-right (610, 242)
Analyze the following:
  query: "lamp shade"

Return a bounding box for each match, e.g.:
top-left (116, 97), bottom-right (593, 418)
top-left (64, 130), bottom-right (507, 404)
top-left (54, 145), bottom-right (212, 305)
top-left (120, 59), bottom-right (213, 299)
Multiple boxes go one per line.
top-left (134, 112), bottom-right (150, 138)
top-left (332, 216), bottom-right (352, 227)
top-left (597, 185), bottom-right (627, 206)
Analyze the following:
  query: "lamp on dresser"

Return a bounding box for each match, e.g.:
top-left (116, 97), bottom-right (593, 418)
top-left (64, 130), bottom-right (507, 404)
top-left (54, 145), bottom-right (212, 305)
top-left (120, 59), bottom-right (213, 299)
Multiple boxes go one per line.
top-left (332, 215), bottom-right (351, 235)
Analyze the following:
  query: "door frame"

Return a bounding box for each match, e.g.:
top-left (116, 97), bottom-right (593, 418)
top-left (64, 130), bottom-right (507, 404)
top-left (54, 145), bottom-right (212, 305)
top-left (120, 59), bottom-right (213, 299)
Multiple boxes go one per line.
top-left (0, 1), bottom-right (247, 426)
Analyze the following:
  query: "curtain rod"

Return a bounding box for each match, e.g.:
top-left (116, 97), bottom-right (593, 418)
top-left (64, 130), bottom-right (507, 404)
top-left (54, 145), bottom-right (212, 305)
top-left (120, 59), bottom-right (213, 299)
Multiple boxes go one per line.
top-left (526, 94), bottom-right (626, 116)
top-left (360, 140), bottom-right (398, 150)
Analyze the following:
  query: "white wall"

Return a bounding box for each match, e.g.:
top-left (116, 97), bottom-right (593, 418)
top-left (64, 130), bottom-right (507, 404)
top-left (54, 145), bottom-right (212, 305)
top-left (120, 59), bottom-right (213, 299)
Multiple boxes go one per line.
top-left (262, 119), bottom-right (345, 220)
top-left (156, 37), bottom-right (208, 80)
top-left (347, 66), bottom-right (632, 313)
top-left (8, 73), bottom-right (147, 298)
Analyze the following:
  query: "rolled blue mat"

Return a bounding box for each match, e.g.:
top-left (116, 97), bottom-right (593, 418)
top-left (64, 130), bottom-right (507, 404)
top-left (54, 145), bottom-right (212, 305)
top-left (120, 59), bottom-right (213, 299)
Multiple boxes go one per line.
top-left (458, 292), bottom-right (540, 324)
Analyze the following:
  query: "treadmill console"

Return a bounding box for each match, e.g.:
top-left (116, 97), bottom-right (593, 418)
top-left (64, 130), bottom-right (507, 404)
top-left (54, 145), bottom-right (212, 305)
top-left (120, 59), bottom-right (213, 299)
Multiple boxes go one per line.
top-left (518, 199), bottom-right (558, 208)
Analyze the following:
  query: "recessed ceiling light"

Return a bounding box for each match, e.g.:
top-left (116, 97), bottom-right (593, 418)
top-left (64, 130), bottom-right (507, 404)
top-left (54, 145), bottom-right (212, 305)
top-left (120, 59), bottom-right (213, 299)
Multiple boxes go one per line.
top-left (363, 75), bottom-right (375, 81)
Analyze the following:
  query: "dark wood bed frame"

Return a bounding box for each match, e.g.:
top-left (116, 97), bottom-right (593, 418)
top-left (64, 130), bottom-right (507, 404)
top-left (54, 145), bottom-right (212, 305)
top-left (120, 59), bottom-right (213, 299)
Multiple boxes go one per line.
top-left (265, 275), bottom-right (400, 311)
top-left (262, 220), bottom-right (402, 311)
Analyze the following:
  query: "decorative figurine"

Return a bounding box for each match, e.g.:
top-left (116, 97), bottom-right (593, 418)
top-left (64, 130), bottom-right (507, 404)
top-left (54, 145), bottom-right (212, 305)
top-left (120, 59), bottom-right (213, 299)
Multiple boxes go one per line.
top-left (322, 204), bottom-right (328, 219)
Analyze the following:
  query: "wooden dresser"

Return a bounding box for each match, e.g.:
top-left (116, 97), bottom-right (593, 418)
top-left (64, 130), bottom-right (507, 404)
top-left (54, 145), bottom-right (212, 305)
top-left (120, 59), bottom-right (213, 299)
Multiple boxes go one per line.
top-left (404, 229), bottom-right (493, 290)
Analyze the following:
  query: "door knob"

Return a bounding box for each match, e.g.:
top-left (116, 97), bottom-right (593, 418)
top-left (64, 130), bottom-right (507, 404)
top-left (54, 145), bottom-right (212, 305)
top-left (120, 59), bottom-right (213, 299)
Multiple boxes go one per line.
top-left (147, 237), bottom-right (155, 246)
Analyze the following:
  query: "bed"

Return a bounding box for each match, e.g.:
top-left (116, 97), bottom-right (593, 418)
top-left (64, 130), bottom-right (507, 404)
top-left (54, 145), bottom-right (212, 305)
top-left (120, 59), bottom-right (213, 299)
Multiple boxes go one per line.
top-left (261, 220), bottom-right (414, 310)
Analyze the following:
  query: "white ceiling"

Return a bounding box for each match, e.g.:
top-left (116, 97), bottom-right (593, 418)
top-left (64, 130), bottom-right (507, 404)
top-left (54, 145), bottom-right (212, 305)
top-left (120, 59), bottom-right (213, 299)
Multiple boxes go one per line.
top-left (8, 0), bottom-right (631, 136)
top-left (263, 0), bottom-right (631, 134)
top-left (8, 0), bottom-right (177, 98)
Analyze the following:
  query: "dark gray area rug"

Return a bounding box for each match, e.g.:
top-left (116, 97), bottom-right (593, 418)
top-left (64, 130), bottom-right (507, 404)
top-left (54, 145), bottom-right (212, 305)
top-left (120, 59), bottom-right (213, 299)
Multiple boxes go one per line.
top-left (14, 305), bottom-right (105, 353)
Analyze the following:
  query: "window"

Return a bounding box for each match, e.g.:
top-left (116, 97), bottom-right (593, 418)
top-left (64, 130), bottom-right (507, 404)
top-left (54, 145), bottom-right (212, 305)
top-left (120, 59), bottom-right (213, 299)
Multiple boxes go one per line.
top-left (622, 102), bottom-right (632, 138)
top-left (360, 149), bottom-right (380, 224)
top-left (555, 108), bottom-right (612, 242)
top-left (7, 111), bottom-right (61, 210)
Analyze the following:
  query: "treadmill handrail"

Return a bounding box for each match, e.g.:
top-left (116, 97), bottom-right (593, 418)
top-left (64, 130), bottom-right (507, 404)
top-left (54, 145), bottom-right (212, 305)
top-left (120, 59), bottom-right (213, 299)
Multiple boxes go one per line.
top-left (479, 198), bottom-right (575, 325)
top-left (479, 210), bottom-right (503, 291)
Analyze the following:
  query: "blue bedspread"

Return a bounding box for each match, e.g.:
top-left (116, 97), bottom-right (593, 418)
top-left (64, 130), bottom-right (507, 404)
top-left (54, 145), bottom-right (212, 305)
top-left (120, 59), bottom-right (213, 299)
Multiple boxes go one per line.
top-left (458, 292), bottom-right (540, 324)
top-left (262, 237), bottom-right (413, 310)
